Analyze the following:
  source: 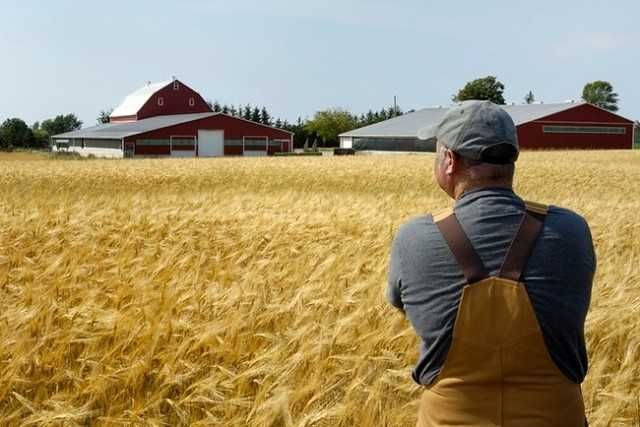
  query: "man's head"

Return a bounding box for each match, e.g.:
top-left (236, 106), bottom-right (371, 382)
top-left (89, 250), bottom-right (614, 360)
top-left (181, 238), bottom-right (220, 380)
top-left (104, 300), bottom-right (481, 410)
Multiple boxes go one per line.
top-left (418, 101), bottom-right (519, 199)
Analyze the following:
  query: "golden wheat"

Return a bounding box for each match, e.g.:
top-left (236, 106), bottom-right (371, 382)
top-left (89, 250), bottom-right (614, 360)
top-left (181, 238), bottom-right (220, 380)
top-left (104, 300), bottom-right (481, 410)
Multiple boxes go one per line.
top-left (0, 151), bottom-right (638, 426)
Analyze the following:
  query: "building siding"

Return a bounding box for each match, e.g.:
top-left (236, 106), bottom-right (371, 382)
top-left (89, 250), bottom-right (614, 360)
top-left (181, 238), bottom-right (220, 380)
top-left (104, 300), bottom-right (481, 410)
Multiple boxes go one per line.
top-left (135, 81), bottom-right (212, 120)
top-left (124, 114), bottom-right (292, 156)
top-left (518, 104), bottom-right (634, 149)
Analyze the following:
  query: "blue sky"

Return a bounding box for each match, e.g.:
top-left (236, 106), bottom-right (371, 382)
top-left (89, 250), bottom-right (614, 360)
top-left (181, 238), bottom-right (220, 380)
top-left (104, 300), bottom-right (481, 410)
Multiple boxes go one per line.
top-left (1, 0), bottom-right (638, 127)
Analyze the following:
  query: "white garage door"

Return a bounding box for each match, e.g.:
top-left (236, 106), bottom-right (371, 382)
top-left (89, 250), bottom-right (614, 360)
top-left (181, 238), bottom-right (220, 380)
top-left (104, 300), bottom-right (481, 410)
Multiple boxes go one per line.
top-left (198, 130), bottom-right (224, 157)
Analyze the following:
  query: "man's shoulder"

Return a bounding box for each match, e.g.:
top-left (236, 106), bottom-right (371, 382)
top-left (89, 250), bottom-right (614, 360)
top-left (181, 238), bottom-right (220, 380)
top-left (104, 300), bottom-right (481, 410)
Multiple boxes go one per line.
top-left (545, 204), bottom-right (591, 232)
top-left (394, 212), bottom-right (443, 246)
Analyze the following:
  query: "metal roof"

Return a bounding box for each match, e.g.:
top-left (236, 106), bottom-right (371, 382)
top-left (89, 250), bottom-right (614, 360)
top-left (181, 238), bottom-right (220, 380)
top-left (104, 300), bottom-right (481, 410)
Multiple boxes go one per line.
top-left (110, 80), bottom-right (172, 118)
top-left (52, 113), bottom-right (219, 139)
top-left (52, 112), bottom-right (294, 140)
top-left (340, 102), bottom-right (587, 138)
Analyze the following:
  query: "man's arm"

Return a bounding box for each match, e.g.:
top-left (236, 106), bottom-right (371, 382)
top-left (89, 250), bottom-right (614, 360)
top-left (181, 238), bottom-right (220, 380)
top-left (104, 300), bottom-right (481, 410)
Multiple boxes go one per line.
top-left (387, 231), bottom-right (405, 312)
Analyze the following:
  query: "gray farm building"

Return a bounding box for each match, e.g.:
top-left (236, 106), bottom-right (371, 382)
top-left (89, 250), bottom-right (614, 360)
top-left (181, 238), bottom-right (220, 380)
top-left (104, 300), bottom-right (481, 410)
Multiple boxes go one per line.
top-left (339, 102), bottom-right (635, 151)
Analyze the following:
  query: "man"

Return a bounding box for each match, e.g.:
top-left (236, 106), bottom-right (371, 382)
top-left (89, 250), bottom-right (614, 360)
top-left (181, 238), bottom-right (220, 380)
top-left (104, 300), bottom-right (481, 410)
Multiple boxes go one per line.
top-left (387, 100), bottom-right (595, 426)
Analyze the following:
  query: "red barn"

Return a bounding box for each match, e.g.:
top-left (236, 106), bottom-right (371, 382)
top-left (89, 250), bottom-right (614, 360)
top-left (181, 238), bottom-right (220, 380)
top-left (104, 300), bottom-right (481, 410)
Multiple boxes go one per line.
top-left (51, 79), bottom-right (293, 158)
top-left (339, 102), bottom-right (635, 151)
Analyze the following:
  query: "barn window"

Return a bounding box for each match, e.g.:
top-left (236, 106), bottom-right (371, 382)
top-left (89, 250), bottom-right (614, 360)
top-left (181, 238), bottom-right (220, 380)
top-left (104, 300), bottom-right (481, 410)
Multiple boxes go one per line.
top-left (158, 96), bottom-right (164, 106)
top-left (173, 81), bottom-right (180, 90)
top-left (543, 125), bottom-right (626, 134)
top-left (189, 97), bottom-right (195, 106)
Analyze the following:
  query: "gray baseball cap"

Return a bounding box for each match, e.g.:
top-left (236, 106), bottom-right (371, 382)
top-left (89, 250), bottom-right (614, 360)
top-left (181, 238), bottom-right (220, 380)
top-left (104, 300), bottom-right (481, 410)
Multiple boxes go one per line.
top-left (417, 100), bottom-right (519, 164)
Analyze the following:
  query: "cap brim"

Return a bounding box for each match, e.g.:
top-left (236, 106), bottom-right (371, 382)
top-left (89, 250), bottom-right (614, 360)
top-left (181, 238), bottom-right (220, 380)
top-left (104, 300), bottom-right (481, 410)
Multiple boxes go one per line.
top-left (417, 124), bottom-right (437, 142)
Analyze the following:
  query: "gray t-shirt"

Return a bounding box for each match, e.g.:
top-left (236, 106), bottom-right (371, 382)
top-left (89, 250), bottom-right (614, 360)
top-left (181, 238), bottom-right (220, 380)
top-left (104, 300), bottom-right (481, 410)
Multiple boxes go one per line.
top-left (387, 187), bottom-right (595, 385)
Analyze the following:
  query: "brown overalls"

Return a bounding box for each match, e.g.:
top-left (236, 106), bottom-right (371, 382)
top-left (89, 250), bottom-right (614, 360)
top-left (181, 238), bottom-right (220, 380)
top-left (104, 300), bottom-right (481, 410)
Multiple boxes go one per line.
top-left (416, 202), bottom-right (587, 427)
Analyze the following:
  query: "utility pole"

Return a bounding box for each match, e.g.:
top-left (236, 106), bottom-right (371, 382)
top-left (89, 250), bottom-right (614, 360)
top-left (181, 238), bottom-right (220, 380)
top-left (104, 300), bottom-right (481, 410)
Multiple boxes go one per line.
top-left (393, 95), bottom-right (397, 115)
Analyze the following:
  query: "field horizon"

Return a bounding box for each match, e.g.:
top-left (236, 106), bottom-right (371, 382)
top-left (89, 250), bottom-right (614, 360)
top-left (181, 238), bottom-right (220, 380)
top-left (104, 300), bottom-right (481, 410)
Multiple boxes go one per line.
top-left (1, 151), bottom-right (638, 426)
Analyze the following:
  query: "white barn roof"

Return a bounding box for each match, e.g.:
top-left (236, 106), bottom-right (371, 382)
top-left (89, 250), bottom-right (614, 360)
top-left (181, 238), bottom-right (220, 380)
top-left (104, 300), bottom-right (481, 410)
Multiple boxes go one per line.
top-left (340, 102), bottom-right (587, 138)
top-left (110, 80), bottom-right (172, 118)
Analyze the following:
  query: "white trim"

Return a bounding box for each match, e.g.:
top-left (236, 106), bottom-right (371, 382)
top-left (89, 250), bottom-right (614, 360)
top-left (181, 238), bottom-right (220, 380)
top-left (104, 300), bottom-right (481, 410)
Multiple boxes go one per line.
top-left (242, 135), bottom-right (269, 156)
top-left (535, 120), bottom-right (633, 125)
top-left (271, 138), bottom-right (289, 154)
top-left (173, 80), bottom-right (180, 90)
top-left (170, 135), bottom-right (196, 157)
top-left (158, 96), bottom-right (164, 106)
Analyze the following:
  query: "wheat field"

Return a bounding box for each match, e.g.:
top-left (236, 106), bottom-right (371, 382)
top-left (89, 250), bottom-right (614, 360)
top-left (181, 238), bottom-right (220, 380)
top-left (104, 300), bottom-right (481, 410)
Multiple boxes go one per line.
top-left (0, 151), bottom-right (638, 426)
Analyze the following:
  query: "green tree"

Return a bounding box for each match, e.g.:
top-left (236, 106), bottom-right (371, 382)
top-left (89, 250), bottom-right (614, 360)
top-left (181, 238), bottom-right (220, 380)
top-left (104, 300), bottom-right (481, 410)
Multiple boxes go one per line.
top-left (454, 76), bottom-right (506, 104)
top-left (366, 110), bottom-right (375, 124)
top-left (212, 101), bottom-right (222, 112)
top-left (243, 104), bottom-right (252, 120)
top-left (41, 114), bottom-right (82, 136)
top-left (97, 109), bottom-right (112, 124)
top-left (32, 121), bottom-right (49, 148)
top-left (582, 80), bottom-right (619, 112)
top-left (259, 106), bottom-right (272, 126)
top-left (1, 118), bottom-right (34, 149)
top-left (305, 108), bottom-right (357, 147)
top-left (250, 107), bottom-right (261, 123)
top-left (524, 91), bottom-right (535, 104)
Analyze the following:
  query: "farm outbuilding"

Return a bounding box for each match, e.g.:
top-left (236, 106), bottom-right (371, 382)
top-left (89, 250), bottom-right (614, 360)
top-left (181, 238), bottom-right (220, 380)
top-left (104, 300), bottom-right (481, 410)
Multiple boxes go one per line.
top-left (339, 102), bottom-right (635, 152)
top-left (51, 79), bottom-right (293, 158)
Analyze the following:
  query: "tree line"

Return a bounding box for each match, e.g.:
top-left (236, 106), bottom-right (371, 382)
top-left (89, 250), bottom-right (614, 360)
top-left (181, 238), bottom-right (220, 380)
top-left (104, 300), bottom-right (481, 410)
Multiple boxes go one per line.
top-left (203, 101), bottom-right (404, 148)
top-left (0, 77), bottom-right (628, 150)
top-left (0, 114), bottom-right (82, 150)
top-left (454, 76), bottom-right (620, 112)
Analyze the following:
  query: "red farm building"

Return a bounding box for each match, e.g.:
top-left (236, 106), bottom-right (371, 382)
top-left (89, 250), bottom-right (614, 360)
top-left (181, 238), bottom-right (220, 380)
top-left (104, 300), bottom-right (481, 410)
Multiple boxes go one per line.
top-left (339, 102), bottom-right (635, 151)
top-left (52, 79), bottom-right (293, 158)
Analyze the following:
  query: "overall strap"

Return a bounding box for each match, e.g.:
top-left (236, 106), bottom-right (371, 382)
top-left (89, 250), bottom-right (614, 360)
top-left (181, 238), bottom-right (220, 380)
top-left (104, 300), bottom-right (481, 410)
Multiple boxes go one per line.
top-left (498, 201), bottom-right (549, 282)
top-left (434, 209), bottom-right (489, 284)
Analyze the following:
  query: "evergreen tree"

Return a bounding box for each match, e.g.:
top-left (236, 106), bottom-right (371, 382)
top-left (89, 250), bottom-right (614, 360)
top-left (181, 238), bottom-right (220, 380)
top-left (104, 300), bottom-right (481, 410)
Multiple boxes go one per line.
top-left (366, 110), bottom-right (375, 125)
top-left (387, 106), bottom-right (396, 118)
top-left (260, 106), bottom-right (272, 125)
top-left (212, 101), bottom-right (222, 112)
top-left (524, 91), bottom-right (535, 104)
top-left (274, 118), bottom-right (283, 128)
top-left (230, 105), bottom-right (238, 116)
top-left (243, 104), bottom-right (252, 120)
top-left (222, 104), bottom-right (230, 114)
top-left (250, 107), bottom-right (261, 123)
top-left (97, 109), bottom-right (112, 124)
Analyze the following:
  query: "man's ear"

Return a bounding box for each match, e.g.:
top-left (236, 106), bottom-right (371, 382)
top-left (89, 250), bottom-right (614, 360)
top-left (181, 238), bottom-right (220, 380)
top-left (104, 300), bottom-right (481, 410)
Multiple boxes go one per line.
top-left (443, 149), bottom-right (457, 175)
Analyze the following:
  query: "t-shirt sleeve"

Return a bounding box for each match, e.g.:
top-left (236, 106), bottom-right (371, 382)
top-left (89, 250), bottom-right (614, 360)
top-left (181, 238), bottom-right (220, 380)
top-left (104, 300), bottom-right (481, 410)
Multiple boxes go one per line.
top-left (387, 231), bottom-right (405, 311)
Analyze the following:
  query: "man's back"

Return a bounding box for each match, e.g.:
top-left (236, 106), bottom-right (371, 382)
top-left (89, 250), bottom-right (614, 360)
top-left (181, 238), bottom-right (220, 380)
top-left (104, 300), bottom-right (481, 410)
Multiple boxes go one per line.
top-left (387, 187), bottom-right (596, 385)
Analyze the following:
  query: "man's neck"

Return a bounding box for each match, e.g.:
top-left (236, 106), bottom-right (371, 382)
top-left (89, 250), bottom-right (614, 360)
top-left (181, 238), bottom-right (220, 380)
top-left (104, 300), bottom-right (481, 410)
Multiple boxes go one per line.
top-left (453, 181), bottom-right (513, 200)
